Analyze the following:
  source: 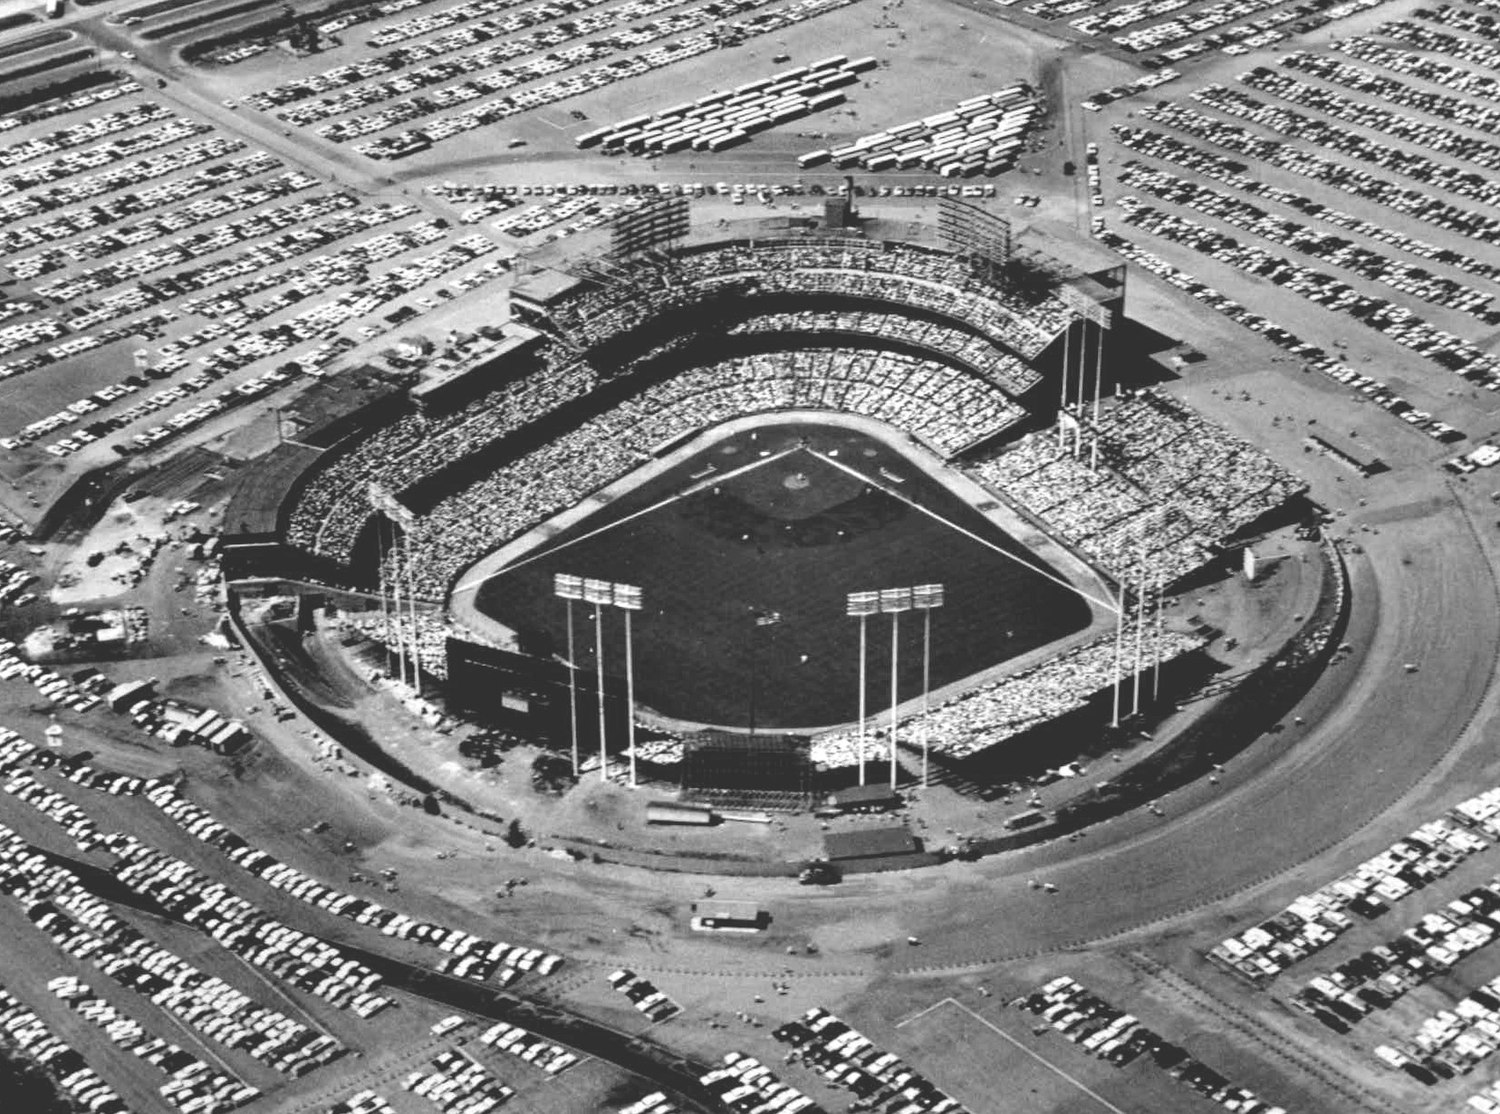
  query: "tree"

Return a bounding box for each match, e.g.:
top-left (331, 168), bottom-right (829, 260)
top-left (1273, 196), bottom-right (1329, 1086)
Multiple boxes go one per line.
top-left (504, 819), bottom-right (527, 849)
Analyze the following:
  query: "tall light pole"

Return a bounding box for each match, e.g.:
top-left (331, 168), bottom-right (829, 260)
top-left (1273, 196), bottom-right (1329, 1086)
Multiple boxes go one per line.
top-left (880, 587), bottom-right (913, 793)
top-left (1152, 564), bottom-right (1166, 702)
top-left (912, 583), bottom-right (944, 789)
top-left (560, 576), bottom-right (643, 784)
top-left (614, 582), bottom-right (643, 787)
top-left (1056, 316), bottom-right (1072, 449)
top-left (847, 592), bottom-right (880, 785)
top-left (553, 574), bottom-right (584, 778)
top-left (583, 578), bottom-right (612, 782)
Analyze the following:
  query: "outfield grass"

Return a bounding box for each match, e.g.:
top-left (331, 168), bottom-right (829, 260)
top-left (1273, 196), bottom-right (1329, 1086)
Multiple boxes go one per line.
top-left (474, 420), bottom-right (1090, 730)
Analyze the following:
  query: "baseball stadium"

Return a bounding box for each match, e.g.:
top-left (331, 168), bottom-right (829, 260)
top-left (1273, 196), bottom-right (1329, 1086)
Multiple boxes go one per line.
top-left (223, 201), bottom-right (1308, 805)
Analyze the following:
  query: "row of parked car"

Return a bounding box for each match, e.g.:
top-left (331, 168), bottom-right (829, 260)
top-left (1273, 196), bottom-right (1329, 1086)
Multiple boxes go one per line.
top-left (1211, 807), bottom-right (1493, 983)
top-left (46, 222), bottom-right (503, 460)
top-left (49, 975), bottom-right (259, 1112)
top-left (402, 1044), bottom-right (516, 1113)
top-left (111, 833), bottom-right (397, 1019)
top-left (700, 1050), bottom-right (819, 1114)
top-left (617, 1091), bottom-right (678, 1114)
top-left (0, 821), bottom-right (341, 1082)
top-left (1380, 971), bottom-right (1500, 1086)
top-left (1114, 114), bottom-right (1500, 288)
top-left (1293, 879), bottom-right (1500, 1033)
top-left (351, 0), bottom-right (855, 160)
top-left (1115, 161), bottom-right (1498, 321)
top-left (0, 557), bottom-right (37, 608)
top-left (0, 115), bottom-right (213, 200)
top-left (1229, 67), bottom-right (1500, 204)
top-left (141, 779), bottom-right (565, 984)
top-left (772, 1007), bottom-right (963, 1114)
top-left (1116, 198), bottom-right (1500, 396)
top-left (0, 984), bottom-right (128, 1114)
top-left (0, 729), bottom-right (392, 1035)
top-left (476, 1019), bottom-right (579, 1073)
top-left (606, 969), bottom-right (680, 1022)
top-left (0, 99), bottom-right (172, 172)
top-left (0, 640), bottom-right (102, 710)
top-left (1020, 977), bottom-right (1288, 1113)
top-left (1079, 65), bottom-right (1179, 111)
top-left (1096, 227), bottom-right (1464, 443)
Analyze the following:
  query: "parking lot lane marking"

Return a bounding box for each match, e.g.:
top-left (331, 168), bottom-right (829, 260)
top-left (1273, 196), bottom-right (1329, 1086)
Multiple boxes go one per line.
top-left (895, 996), bottom-right (956, 1029)
top-left (917, 999), bottom-right (1131, 1114)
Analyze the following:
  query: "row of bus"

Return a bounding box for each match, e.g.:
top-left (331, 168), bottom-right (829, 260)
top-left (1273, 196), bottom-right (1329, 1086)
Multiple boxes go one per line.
top-left (799, 85), bottom-right (1038, 177)
top-left (575, 54), bottom-right (877, 155)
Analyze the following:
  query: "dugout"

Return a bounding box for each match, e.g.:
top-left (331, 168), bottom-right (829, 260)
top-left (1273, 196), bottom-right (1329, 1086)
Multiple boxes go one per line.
top-left (679, 732), bottom-right (813, 810)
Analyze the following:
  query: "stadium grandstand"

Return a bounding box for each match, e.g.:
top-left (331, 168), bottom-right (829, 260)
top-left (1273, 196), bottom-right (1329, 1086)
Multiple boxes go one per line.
top-left (223, 209), bottom-right (1305, 790)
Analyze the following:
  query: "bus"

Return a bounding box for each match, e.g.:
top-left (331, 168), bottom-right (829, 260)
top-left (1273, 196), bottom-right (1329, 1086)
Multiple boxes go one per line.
top-left (798, 149), bottom-right (831, 168)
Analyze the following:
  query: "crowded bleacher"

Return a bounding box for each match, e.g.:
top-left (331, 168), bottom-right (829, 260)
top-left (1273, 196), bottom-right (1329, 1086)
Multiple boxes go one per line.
top-left (810, 621), bottom-right (1206, 767)
top-left (672, 238), bottom-right (1073, 360)
top-left (970, 389), bottom-right (1304, 586)
top-left (726, 309), bottom-right (1041, 396)
top-left (400, 348), bottom-right (1021, 596)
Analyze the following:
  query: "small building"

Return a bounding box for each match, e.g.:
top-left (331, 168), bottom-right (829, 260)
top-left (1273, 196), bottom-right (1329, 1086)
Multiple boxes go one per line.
top-left (817, 784), bottom-right (900, 815)
top-left (690, 899), bottom-right (767, 932)
top-left (106, 679), bottom-right (155, 713)
top-left (823, 825), bottom-right (919, 862)
top-left (645, 801), bottom-right (716, 826)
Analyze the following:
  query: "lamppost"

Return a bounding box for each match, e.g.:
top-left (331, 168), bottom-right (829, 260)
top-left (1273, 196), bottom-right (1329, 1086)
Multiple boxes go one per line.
top-left (912, 583), bottom-right (945, 788)
top-left (553, 574), bottom-right (584, 778)
top-left (846, 591), bottom-right (880, 785)
top-left (879, 587), bottom-right (913, 793)
top-left (558, 575), bottom-right (643, 784)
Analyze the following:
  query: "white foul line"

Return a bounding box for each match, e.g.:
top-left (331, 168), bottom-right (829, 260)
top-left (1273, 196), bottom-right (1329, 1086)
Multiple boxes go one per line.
top-left (904, 997), bottom-right (1132, 1114)
top-left (810, 450), bottom-right (1120, 614)
top-left (450, 445), bottom-right (802, 597)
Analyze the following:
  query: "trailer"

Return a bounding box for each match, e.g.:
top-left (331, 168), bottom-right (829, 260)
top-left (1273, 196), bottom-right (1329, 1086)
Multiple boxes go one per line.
top-left (708, 129), bottom-right (749, 150)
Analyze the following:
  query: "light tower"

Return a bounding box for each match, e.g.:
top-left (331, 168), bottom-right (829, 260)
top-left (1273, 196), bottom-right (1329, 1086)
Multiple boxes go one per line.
top-left (552, 574), bottom-right (584, 778)
top-left (912, 583), bottom-right (945, 788)
top-left (879, 586), bottom-right (913, 793)
top-left (846, 591), bottom-right (881, 785)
